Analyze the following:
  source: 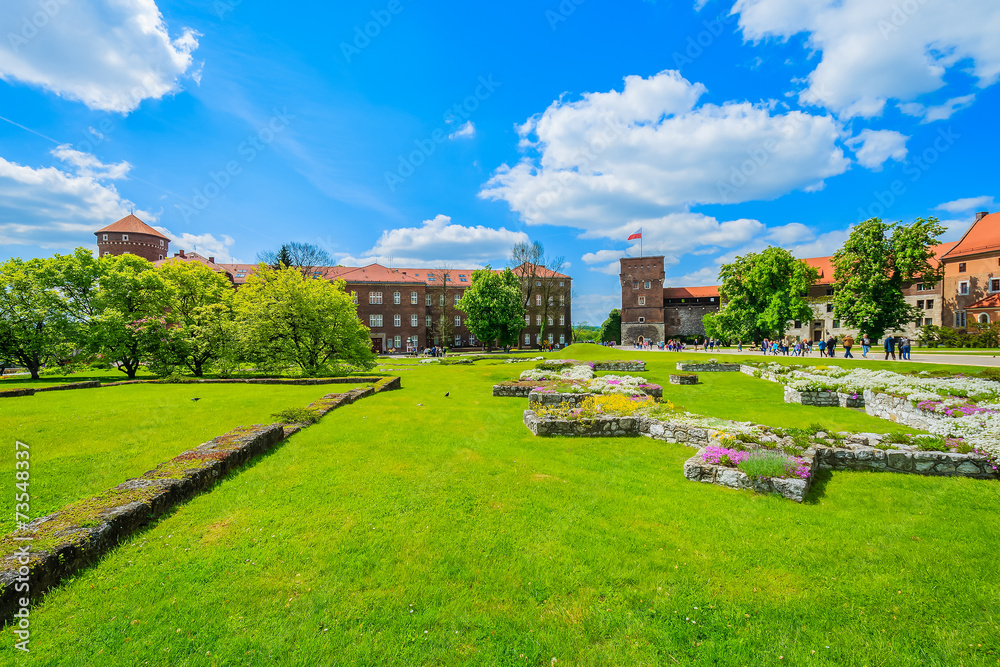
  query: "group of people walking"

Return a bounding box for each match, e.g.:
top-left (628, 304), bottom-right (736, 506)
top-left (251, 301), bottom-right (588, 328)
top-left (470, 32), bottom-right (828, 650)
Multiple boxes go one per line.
top-left (758, 334), bottom-right (912, 360)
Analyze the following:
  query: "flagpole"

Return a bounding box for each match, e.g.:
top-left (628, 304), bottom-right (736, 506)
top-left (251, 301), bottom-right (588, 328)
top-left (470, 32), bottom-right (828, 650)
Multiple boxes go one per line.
top-left (640, 228), bottom-right (643, 258)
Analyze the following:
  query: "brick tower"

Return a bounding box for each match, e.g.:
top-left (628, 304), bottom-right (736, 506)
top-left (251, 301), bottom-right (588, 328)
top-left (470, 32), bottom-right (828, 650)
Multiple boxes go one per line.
top-left (619, 256), bottom-right (665, 345)
top-left (95, 214), bottom-right (170, 262)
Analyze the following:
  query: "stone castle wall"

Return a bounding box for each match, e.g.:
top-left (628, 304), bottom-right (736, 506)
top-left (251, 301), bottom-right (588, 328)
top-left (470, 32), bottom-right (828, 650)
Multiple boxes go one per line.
top-left (621, 322), bottom-right (665, 346)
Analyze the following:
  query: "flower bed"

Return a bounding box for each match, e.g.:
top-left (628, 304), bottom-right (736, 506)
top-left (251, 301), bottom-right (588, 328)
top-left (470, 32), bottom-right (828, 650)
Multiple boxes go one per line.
top-left (670, 374), bottom-right (699, 385)
top-left (523, 410), bottom-right (641, 437)
top-left (683, 447), bottom-right (816, 503)
top-left (528, 390), bottom-right (594, 408)
top-left (492, 381), bottom-right (548, 398)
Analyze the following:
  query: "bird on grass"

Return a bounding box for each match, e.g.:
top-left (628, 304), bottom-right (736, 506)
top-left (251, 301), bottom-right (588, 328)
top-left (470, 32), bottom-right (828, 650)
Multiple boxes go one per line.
top-left (445, 392), bottom-right (450, 397)
top-left (191, 397), bottom-right (201, 402)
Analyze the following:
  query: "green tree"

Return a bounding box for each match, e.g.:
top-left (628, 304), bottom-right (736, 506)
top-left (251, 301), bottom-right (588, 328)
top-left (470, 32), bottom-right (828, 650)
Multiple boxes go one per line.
top-left (158, 261), bottom-right (237, 377)
top-left (83, 254), bottom-right (171, 380)
top-left (457, 267), bottom-right (525, 351)
top-left (572, 322), bottom-right (600, 342)
top-left (234, 264), bottom-right (375, 376)
top-left (257, 242), bottom-right (333, 272)
top-left (704, 246), bottom-right (819, 344)
top-left (600, 309), bottom-right (622, 343)
top-left (831, 217), bottom-right (945, 339)
top-left (0, 256), bottom-right (73, 379)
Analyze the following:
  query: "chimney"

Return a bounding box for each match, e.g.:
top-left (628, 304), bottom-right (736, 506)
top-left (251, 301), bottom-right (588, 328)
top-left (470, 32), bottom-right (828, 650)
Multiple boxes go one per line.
top-left (209, 257), bottom-right (215, 264)
top-left (179, 249), bottom-right (186, 258)
top-left (977, 211), bottom-right (989, 222)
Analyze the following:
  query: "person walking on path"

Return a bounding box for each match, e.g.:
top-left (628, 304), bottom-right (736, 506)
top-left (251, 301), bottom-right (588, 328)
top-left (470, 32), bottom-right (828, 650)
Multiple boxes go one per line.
top-left (861, 334), bottom-right (870, 358)
top-left (818, 338), bottom-right (827, 356)
top-left (884, 335), bottom-right (897, 360)
top-left (901, 336), bottom-right (911, 361)
top-left (827, 335), bottom-right (837, 358)
top-left (843, 334), bottom-right (855, 359)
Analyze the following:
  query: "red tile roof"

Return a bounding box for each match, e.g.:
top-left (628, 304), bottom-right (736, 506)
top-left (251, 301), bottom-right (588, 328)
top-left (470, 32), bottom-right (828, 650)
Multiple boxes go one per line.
top-left (155, 252), bottom-right (232, 278)
top-left (802, 242), bottom-right (955, 285)
top-left (663, 286), bottom-right (719, 299)
top-left (215, 262), bottom-right (570, 287)
top-left (967, 294), bottom-right (1000, 311)
top-left (96, 214), bottom-right (170, 240)
top-left (942, 213), bottom-right (1000, 259)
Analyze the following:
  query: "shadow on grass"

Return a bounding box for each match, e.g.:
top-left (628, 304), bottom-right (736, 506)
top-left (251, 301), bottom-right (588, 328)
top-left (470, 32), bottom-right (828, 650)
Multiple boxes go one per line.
top-left (804, 468), bottom-right (833, 504)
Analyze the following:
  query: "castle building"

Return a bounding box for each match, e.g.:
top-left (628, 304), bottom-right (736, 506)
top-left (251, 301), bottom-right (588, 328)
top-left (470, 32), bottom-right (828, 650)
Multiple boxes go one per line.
top-left (618, 212), bottom-right (995, 345)
top-left (95, 214), bottom-right (170, 262)
top-left (95, 215), bottom-right (573, 352)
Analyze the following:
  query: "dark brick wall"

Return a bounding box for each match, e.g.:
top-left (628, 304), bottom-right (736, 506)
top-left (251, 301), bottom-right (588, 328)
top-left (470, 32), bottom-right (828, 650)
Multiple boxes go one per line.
top-left (97, 232), bottom-right (169, 263)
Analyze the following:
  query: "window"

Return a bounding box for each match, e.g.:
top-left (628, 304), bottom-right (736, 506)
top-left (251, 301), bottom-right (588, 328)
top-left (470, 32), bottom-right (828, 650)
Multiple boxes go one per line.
top-left (548, 333), bottom-right (554, 344)
top-left (980, 313), bottom-right (991, 324)
top-left (393, 292), bottom-right (401, 305)
top-left (459, 275), bottom-right (467, 282)
top-left (158, 255), bottom-right (163, 260)
top-left (926, 299), bottom-right (934, 310)
top-left (469, 334), bottom-right (476, 345)
top-left (394, 315), bottom-right (401, 327)
top-left (638, 296), bottom-right (646, 306)
top-left (426, 295), bottom-right (432, 306)
top-left (454, 316), bottom-right (461, 327)
top-left (411, 291), bottom-right (418, 304)
top-left (525, 333), bottom-right (531, 345)
top-left (548, 296), bottom-right (554, 306)
top-left (428, 275), bottom-right (436, 281)
top-left (102, 234), bottom-right (108, 241)
top-left (547, 316), bottom-right (554, 326)
top-left (536, 295), bottom-right (542, 306)
top-left (369, 292), bottom-right (383, 305)
top-left (794, 320), bottom-right (802, 329)
top-left (644, 281), bottom-right (651, 289)
top-left (959, 281), bottom-right (970, 295)
top-left (992, 279), bottom-right (1000, 293)
top-left (632, 281), bottom-right (639, 289)
top-left (524, 315), bottom-right (530, 325)
top-left (426, 316), bottom-right (432, 328)
top-left (536, 281), bottom-right (542, 287)
top-left (122, 234), bottom-right (129, 241)
top-left (959, 263), bottom-right (967, 273)
top-left (638, 317), bottom-right (645, 323)
top-left (825, 288), bottom-right (834, 296)
top-left (369, 315), bottom-right (383, 327)
top-left (560, 316), bottom-right (565, 326)
top-left (956, 311), bottom-right (967, 328)
top-left (924, 318), bottom-right (933, 326)
top-left (833, 320), bottom-right (841, 329)
top-left (454, 294), bottom-right (461, 306)
top-left (393, 335), bottom-right (401, 348)
top-left (536, 315), bottom-right (542, 326)
top-left (559, 281), bottom-right (565, 287)
top-left (454, 335), bottom-right (461, 346)
top-left (559, 334), bottom-right (565, 345)
top-left (560, 295), bottom-right (565, 306)
top-left (439, 295), bottom-right (445, 307)
top-left (826, 304), bottom-right (834, 313)
top-left (917, 300), bottom-right (925, 309)
top-left (411, 315), bottom-right (418, 327)
top-left (160, 239), bottom-right (164, 247)
top-left (352, 292), bottom-right (358, 305)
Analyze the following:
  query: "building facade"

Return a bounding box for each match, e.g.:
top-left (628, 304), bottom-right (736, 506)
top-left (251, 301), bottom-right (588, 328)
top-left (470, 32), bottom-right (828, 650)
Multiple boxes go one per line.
top-left (98, 215), bottom-right (573, 351)
top-left (617, 212), bottom-right (996, 345)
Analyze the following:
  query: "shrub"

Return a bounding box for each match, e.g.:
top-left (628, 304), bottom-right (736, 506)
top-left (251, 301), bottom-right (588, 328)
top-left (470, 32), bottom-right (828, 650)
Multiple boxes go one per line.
top-left (737, 450), bottom-right (809, 480)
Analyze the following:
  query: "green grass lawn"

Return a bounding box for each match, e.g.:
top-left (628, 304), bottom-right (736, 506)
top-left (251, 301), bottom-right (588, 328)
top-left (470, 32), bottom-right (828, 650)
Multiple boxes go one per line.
top-left (3, 349), bottom-right (998, 665)
top-left (0, 383), bottom-right (373, 534)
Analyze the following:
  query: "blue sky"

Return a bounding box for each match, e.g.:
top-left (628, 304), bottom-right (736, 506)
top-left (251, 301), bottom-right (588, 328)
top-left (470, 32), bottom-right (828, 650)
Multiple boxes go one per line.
top-left (1, 0), bottom-right (998, 324)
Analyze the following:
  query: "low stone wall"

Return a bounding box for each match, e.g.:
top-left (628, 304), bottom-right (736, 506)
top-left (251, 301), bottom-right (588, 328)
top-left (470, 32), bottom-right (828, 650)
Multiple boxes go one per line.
top-left (0, 388), bottom-right (33, 399)
top-left (677, 363), bottom-right (741, 372)
top-left (528, 391), bottom-right (593, 408)
top-left (0, 380), bottom-right (399, 625)
top-left (638, 418), bottom-right (715, 449)
top-left (670, 374), bottom-right (698, 385)
top-left (740, 365), bottom-right (784, 383)
top-left (34, 381), bottom-right (102, 393)
top-left (814, 445), bottom-right (995, 479)
top-left (784, 387), bottom-right (840, 407)
top-left (683, 449), bottom-right (816, 502)
top-left (594, 361), bottom-right (646, 372)
top-left (838, 393), bottom-right (865, 409)
top-left (863, 390), bottom-right (946, 431)
top-left (492, 384), bottom-right (539, 398)
top-left (523, 410), bottom-right (640, 437)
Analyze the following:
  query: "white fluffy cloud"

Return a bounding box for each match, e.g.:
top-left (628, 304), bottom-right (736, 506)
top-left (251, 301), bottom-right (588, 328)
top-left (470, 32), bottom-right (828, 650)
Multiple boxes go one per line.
top-left (157, 228), bottom-right (238, 263)
top-left (0, 146), bottom-right (150, 251)
top-left (846, 129), bottom-right (909, 170)
top-left (480, 70), bottom-right (849, 238)
top-left (732, 0), bottom-right (1000, 119)
top-left (935, 196), bottom-right (994, 213)
top-left (337, 215), bottom-right (529, 268)
top-left (0, 0), bottom-right (200, 113)
top-left (448, 122), bottom-right (476, 140)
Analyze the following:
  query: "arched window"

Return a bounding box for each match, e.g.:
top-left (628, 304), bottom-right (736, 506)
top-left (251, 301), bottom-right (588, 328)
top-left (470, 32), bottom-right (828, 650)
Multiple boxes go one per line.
top-left (979, 313), bottom-right (991, 324)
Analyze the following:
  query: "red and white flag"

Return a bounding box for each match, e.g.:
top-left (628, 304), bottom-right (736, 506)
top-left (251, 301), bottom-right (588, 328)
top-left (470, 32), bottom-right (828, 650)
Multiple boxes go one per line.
top-left (627, 229), bottom-right (642, 241)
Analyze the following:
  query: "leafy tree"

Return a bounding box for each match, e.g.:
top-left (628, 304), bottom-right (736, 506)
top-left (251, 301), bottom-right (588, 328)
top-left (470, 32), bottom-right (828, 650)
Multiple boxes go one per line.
top-left (457, 266), bottom-right (525, 351)
top-left (83, 254), bottom-right (171, 380)
top-left (600, 309), bottom-right (622, 343)
top-left (704, 246), bottom-right (819, 343)
top-left (0, 256), bottom-right (73, 379)
top-left (234, 264), bottom-right (375, 376)
top-left (573, 323), bottom-right (600, 342)
top-left (426, 267), bottom-right (455, 347)
top-left (158, 261), bottom-right (237, 376)
top-left (509, 241), bottom-right (568, 346)
top-left (831, 217), bottom-right (945, 339)
top-left (257, 242), bottom-right (333, 272)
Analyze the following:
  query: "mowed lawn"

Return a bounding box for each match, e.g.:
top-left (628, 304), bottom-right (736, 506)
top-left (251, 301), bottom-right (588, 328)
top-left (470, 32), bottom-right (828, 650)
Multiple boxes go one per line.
top-left (3, 349), bottom-right (999, 666)
top-left (0, 383), bottom-right (371, 534)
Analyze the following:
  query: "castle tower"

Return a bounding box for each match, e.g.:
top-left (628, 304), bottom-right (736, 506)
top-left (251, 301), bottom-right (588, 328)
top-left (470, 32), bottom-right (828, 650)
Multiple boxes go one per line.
top-left (620, 256), bottom-right (665, 345)
top-left (95, 214), bottom-right (170, 262)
